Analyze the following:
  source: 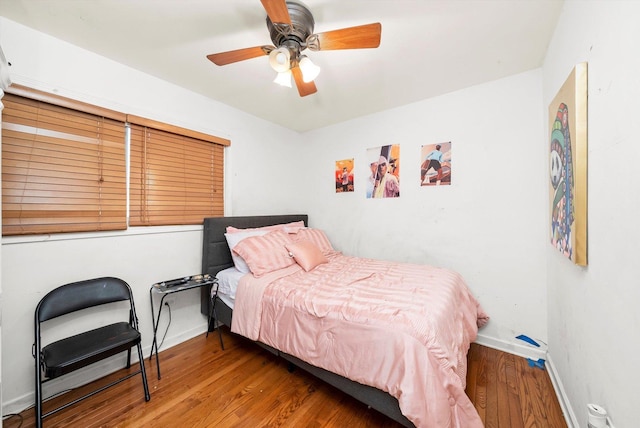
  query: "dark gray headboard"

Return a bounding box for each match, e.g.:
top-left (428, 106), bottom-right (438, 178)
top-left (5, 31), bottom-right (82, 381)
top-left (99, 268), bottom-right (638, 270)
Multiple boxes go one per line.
top-left (200, 214), bottom-right (308, 317)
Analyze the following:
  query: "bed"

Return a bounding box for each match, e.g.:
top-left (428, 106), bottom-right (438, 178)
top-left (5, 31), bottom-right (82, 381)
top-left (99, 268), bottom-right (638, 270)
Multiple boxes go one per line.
top-left (199, 215), bottom-right (488, 428)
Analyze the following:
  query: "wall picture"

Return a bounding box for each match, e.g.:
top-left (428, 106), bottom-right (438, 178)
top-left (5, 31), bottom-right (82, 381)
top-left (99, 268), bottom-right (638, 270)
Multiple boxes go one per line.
top-left (549, 62), bottom-right (588, 266)
top-left (366, 145), bottom-right (400, 198)
top-left (335, 158), bottom-right (354, 193)
top-left (421, 142), bottom-right (451, 186)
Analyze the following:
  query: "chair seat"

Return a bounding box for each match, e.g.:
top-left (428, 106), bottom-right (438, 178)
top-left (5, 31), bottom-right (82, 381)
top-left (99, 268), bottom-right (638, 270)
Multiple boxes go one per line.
top-left (42, 322), bottom-right (141, 379)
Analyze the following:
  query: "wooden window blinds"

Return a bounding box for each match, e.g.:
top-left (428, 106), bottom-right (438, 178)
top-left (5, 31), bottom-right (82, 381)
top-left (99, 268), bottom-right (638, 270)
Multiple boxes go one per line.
top-left (2, 93), bottom-right (127, 236)
top-left (128, 119), bottom-right (226, 226)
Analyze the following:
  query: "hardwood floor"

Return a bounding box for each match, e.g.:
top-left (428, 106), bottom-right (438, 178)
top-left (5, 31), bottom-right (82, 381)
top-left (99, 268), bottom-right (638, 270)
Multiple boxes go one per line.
top-left (4, 327), bottom-right (567, 427)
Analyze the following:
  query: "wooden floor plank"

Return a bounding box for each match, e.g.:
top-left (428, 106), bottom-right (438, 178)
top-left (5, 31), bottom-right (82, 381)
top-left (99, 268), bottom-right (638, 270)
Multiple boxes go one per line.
top-left (4, 328), bottom-right (567, 427)
top-left (504, 352), bottom-right (524, 428)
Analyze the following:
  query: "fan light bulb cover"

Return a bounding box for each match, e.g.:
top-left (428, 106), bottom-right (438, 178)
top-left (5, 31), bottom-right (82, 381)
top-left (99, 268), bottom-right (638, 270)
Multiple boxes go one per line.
top-left (273, 70), bottom-right (292, 88)
top-left (299, 56), bottom-right (320, 83)
top-left (269, 48), bottom-right (291, 73)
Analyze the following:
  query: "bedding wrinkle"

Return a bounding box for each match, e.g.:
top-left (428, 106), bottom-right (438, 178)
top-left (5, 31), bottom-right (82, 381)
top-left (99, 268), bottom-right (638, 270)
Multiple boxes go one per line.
top-left (232, 252), bottom-right (486, 428)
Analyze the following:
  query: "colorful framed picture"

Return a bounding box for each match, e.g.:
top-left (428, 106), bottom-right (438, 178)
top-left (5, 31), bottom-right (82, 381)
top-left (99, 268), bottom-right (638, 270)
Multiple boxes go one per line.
top-left (420, 142), bottom-right (451, 186)
top-left (335, 158), bottom-right (354, 193)
top-left (549, 62), bottom-right (588, 266)
top-left (366, 145), bottom-right (400, 198)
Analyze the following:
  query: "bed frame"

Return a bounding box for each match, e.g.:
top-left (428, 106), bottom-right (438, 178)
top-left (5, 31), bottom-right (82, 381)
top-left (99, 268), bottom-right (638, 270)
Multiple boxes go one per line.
top-left (200, 215), bottom-right (413, 427)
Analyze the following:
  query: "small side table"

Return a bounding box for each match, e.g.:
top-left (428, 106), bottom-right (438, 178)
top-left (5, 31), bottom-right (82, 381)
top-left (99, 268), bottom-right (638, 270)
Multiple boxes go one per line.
top-left (149, 274), bottom-right (216, 379)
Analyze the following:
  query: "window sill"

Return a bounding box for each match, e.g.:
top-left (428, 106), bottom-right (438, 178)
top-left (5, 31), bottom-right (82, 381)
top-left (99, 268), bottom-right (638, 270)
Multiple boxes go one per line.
top-left (1, 224), bottom-right (203, 246)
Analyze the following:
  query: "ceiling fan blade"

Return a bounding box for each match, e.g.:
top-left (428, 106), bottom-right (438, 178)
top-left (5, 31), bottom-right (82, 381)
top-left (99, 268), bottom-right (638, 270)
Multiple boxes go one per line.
top-left (260, 0), bottom-right (292, 25)
top-left (308, 22), bottom-right (382, 51)
top-left (291, 65), bottom-right (317, 97)
top-left (207, 46), bottom-right (272, 66)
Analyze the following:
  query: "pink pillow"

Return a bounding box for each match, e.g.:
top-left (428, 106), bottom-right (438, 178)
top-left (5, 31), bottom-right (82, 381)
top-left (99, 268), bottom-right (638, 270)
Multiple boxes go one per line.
top-left (231, 230), bottom-right (295, 277)
top-left (224, 229), bottom-right (270, 273)
top-left (226, 220), bottom-right (305, 234)
top-left (293, 228), bottom-right (334, 253)
top-left (285, 240), bottom-right (328, 272)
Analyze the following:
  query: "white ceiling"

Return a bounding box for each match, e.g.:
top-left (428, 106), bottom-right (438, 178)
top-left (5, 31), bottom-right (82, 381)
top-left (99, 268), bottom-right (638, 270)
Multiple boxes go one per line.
top-left (1, 0), bottom-right (563, 132)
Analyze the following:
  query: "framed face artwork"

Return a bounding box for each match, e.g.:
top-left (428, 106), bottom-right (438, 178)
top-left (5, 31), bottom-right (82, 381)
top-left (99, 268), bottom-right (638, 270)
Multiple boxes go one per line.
top-left (366, 145), bottom-right (400, 198)
top-left (549, 62), bottom-right (588, 266)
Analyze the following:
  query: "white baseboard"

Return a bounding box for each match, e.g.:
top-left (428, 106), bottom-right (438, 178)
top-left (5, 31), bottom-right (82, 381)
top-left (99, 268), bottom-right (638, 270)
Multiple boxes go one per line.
top-left (3, 324), bottom-right (207, 416)
top-left (474, 334), bottom-right (577, 428)
top-left (4, 357), bottom-right (132, 416)
top-left (546, 353), bottom-right (579, 428)
top-left (475, 332), bottom-right (547, 360)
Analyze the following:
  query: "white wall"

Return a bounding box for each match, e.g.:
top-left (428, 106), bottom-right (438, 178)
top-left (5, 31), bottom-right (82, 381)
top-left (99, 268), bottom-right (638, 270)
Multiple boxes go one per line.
top-left (6, 4), bottom-right (636, 427)
top-left (297, 70), bottom-right (549, 356)
top-left (542, 1), bottom-right (640, 427)
top-left (0, 17), bottom-right (303, 413)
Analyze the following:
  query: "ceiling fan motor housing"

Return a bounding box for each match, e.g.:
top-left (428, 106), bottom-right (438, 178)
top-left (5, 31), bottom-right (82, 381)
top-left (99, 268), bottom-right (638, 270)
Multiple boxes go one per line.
top-left (266, 0), bottom-right (315, 59)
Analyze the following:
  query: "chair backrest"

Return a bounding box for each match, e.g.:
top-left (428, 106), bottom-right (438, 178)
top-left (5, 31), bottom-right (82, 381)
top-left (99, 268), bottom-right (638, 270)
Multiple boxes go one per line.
top-left (36, 277), bottom-right (133, 323)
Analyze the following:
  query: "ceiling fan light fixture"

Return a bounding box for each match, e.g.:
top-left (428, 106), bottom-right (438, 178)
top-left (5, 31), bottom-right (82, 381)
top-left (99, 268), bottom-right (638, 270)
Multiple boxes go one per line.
top-left (273, 70), bottom-right (293, 88)
top-left (269, 47), bottom-right (291, 73)
top-left (299, 55), bottom-right (320, 83)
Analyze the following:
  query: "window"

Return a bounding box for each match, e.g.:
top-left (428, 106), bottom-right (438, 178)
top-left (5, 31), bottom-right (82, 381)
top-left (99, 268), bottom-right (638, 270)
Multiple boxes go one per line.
top-left (2, 90), bottom-right (127, 236)
top-left (128, 116), bottom-right (228, 226)
top-left (1, 85), bottom-right (229, 235)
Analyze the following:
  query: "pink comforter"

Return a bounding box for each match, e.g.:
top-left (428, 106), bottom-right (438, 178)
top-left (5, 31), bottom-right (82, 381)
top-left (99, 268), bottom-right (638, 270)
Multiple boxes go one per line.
top-left (232, 252), bottom-right (488, 428)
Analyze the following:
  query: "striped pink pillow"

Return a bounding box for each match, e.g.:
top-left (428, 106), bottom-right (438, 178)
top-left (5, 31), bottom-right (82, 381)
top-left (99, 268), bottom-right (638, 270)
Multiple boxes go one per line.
top-left (293, 228), bottom-right (334, 253)
top-left (231, 230), bottom-right (295, 277)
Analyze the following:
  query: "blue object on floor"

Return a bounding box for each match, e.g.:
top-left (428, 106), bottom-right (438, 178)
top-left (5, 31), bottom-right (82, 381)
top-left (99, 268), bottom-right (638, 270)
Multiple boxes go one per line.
top-left (526, 358), bottom-right (546, 369)
top-left (516, 334), bottom-right (540, 347)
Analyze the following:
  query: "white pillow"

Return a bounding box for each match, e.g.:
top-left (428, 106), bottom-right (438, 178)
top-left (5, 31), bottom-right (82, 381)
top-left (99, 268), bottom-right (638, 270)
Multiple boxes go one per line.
top-left (214, 267), bottom-right (245, 299)
top-left (224, 229), bottom-right (269, 273)
top-left (225, 220), bottom-right (305, 234)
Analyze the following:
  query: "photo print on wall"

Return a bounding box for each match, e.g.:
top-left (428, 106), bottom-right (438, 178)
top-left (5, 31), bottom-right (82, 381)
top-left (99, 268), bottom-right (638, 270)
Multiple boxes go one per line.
top-left (335, 158), bottom-right (354, 193)
top-left (420, 142), bottom-right (451, 186)
top-left (366, 144), bottom-right (400, 198)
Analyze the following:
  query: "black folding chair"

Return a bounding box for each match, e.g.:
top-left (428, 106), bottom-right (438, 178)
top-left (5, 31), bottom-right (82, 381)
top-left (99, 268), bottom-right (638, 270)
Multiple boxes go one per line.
top-left (33, 277), bottom-right (150, 427)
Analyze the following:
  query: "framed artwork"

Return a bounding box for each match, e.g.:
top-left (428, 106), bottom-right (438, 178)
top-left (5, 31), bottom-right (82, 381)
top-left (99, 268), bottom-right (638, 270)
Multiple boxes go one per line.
top-left (335, 158), bottom-right (354, 193)
top-left (366, 145), bottom-right (400, 198)
top-left (549, 62), bottom-right (588, 266)
top-left (420, 142), bottom-right (451, 186)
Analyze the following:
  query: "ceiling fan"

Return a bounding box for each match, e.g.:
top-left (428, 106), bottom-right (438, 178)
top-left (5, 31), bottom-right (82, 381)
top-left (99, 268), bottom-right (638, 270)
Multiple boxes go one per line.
top-left (207, 0), bottom-right (382, 97)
